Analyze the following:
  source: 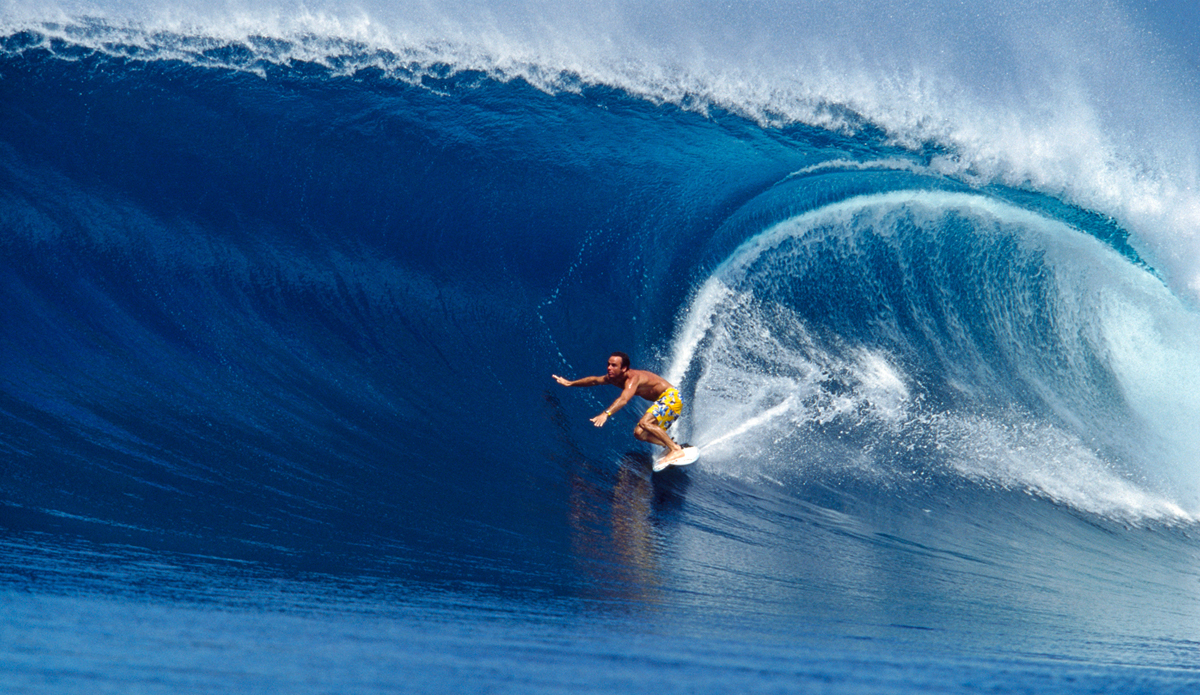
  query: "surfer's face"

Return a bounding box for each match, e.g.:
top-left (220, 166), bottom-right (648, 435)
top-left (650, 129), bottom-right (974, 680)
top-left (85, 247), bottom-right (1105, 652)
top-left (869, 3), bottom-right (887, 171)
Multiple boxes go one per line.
top-left (606, 357), bottom-right (626, 379)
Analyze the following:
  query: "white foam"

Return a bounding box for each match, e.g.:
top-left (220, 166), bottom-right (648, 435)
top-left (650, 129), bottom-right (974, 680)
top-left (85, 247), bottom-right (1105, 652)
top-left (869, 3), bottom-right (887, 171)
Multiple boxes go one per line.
top-left (1098, 274), bottom-right (1200, 500)
top-left (701, 395), bottom-right (796, 453)
top-left (943, 415), bottom-right (1196, 524)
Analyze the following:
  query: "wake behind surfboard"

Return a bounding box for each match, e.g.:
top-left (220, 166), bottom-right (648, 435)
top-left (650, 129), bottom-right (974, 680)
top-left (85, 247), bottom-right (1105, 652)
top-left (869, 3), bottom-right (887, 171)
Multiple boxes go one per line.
top-left (653, 446), bottom-right (700, 472)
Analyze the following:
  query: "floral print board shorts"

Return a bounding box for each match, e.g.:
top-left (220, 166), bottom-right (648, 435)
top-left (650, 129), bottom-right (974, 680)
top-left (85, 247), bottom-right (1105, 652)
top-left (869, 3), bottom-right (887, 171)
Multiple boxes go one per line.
top-left (645, 387), bottom-right (684, 430)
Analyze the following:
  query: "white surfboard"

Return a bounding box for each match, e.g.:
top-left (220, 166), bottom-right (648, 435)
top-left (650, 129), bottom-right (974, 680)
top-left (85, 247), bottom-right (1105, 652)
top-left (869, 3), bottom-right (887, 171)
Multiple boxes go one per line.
top-left (653, 446), bottom-right (700, 472)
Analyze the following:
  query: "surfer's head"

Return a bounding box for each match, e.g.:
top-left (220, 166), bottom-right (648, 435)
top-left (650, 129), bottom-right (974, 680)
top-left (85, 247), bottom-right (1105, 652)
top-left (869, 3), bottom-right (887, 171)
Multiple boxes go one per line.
top-left (607, 352), bottom-right (630, 377)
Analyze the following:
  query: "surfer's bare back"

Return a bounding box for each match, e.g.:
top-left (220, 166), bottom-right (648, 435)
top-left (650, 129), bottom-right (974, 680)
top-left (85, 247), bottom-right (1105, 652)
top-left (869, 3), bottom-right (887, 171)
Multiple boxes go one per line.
top-left (552, 351), bottom-right (685, 464)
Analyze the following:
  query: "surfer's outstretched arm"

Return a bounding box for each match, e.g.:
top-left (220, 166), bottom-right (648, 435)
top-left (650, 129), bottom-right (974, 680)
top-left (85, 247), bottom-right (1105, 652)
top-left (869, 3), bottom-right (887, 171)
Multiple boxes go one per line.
top-left (552, 374), bottom-right (606, 387)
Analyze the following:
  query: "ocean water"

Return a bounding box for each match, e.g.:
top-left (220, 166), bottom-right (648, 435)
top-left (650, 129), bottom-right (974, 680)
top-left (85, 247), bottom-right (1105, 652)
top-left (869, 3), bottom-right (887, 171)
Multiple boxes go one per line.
top-left (3, 1), bottom-right (1200, 692)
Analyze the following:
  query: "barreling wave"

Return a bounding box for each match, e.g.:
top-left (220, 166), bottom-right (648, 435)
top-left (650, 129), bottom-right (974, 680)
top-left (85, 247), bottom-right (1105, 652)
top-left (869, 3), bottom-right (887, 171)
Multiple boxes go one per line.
top-left (668, 187), bottom-right (1200, 523)
top-left (2, 8), bottom-right (1200, 571)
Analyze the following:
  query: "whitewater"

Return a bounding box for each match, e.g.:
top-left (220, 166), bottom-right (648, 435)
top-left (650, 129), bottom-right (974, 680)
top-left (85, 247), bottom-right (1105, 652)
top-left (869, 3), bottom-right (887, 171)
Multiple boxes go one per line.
top-left (3, 1), bottom-right (1200, 693)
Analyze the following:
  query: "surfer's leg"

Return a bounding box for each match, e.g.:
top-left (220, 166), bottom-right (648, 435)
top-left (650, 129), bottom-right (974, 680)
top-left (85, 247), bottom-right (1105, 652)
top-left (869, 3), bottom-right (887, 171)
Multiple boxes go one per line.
top-left (636, 388), bottom-right (685, 458)
top-left (634, 412), bottom-right (681, 454)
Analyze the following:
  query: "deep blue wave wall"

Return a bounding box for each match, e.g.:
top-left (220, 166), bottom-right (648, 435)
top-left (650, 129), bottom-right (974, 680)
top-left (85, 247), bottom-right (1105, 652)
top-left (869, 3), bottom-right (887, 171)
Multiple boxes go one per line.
top-left (0, 39), bottom-right (820, 574)
top-left (0, 31), bottom-right (1194, 587)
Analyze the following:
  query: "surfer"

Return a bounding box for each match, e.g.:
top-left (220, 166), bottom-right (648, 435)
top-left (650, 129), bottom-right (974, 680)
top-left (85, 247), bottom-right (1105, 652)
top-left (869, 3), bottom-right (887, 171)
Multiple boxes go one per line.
top-left (552, 352), bottom-right (687, 464)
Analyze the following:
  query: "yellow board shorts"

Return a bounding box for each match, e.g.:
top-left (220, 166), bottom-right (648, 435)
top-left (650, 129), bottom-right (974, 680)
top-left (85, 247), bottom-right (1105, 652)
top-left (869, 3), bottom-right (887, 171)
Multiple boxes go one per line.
top-left (645, 387), bottom-right (684, 430)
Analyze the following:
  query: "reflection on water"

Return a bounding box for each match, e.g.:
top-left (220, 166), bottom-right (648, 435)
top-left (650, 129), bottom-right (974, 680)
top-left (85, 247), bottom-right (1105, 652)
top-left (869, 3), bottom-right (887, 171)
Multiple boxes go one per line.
top-left (566, 451), bottom-right (690, 606)
top-left (544, 388), bottom-right (692, 606)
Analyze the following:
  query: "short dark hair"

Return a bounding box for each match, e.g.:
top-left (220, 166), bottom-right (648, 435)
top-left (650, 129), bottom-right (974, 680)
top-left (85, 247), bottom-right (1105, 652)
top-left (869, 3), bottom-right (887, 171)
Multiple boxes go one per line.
top-left (611, 351), bottom-right (631, 369)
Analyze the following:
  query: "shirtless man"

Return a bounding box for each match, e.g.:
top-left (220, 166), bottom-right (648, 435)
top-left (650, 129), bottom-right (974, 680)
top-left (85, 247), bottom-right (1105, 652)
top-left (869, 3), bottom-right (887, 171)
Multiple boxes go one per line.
top-left (552, 352), bottom-right (686, 464)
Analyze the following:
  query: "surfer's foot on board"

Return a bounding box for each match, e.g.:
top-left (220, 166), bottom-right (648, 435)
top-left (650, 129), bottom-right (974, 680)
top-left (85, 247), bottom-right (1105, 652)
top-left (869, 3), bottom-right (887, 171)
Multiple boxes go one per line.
top-left (659, 447), bottom-right (686, 465)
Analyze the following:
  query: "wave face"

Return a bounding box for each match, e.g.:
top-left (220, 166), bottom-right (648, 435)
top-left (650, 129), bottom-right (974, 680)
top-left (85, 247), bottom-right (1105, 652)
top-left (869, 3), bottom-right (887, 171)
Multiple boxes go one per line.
top-left (4, 5), bottom-right (1200, 692)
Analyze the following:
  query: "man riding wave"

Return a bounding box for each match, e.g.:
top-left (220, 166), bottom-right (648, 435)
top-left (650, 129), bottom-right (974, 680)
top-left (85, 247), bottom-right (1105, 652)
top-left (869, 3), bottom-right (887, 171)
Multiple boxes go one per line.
top-left (552, 352), bottom-right (686, 465)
